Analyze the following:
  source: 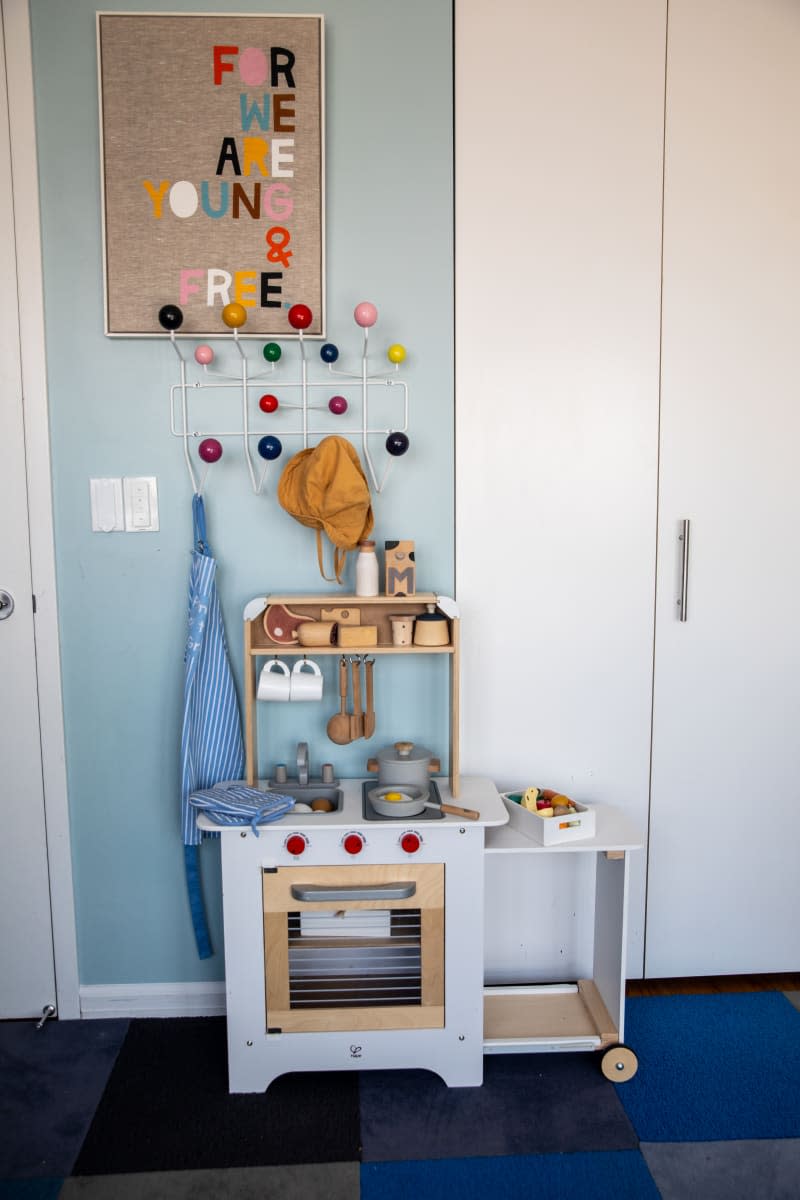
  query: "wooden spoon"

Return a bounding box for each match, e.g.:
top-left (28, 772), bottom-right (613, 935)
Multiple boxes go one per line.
top-left (326, 657), bottom-right (352, 745)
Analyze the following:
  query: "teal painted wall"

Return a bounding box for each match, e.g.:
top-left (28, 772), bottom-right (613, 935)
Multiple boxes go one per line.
top-left (29, 0), bottom-right (453, 984)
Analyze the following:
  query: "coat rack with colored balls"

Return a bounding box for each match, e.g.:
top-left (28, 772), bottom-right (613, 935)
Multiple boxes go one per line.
top-left (162, 298), bottom-right (410, 496)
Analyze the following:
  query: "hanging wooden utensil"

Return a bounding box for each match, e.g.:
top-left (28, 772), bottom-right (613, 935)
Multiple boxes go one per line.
top-left (326, 656), bottom-right (352, 745)
top-left (363, 657), bottom-right (376, 738)
top-left (350, 656), bottom-right (364, 741)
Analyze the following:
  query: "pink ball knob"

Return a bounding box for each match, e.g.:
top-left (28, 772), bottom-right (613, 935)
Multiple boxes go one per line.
top-left (328, 395), bottom-right (348, 415)
top-left (199, 438), bottom-right (223, 464)
top-left (194, 344), bottom-right (214, 365)
top-left (288, 303), bottom-right (313, 330)
top-left (354, 301), bottom-right (378, 328)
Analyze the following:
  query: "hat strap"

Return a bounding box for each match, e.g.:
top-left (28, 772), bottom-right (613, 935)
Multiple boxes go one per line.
top-left (315, 529), bottom-right (347, 584)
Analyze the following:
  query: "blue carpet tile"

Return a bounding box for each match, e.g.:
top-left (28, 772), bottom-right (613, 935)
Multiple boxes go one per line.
top-left (361, 1149), bottom-right (661, 1200)
top-left (617, 992), bottom-right (800, 1142)
top-left (0, 1184), bottom-right (64, 1200)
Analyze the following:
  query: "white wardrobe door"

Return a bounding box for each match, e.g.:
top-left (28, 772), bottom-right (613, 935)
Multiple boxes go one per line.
top-left (455, 0), bottom-right (666, 974)
top-left (647, 0), bottom-right (800, 976)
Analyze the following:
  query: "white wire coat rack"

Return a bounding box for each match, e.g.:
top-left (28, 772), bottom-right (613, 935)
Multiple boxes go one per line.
top-left (164, 299), bottom-right (410, 496)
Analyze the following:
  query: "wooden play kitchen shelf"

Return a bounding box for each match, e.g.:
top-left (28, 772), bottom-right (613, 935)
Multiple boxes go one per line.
top-left (242, 593), bottom-right (461, 792)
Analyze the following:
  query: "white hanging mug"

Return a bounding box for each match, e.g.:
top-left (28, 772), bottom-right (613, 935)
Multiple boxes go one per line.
top-left (290, 658), bottom-right (324, 702)
top-left (257, 658), bottom-right (291, 701)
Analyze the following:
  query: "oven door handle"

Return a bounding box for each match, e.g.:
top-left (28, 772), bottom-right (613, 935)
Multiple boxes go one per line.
top-left (290, 882), bottom-right (417, 902)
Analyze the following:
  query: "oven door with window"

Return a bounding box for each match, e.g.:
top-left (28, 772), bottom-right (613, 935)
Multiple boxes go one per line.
top-left (263, 863), bottom-right (444, 1033)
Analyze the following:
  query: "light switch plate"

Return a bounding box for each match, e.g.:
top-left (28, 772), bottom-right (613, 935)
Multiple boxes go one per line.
top-left (123, 476), bottom-right (159, 532)
top-left (90, 478), bottom-right (124, 532)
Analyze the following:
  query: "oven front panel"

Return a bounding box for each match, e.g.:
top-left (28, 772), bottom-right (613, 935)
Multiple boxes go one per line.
top-left (263, 864), bottom-right (444, 1033)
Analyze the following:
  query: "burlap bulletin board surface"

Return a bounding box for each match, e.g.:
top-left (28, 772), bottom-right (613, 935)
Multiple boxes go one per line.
top-left (97, 13), bottom-right (324, 337)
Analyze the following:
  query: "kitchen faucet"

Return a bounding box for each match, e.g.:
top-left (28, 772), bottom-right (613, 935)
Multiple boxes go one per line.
top-left (297, 741), bottom-right (309, 787)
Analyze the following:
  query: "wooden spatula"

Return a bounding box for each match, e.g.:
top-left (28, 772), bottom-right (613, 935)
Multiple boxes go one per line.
top-left (363, 657), bottom-right (376, 738)
top-left (326, 656), bottom-right (352, 744)
top-left (350, 657), bottom-right (364, 741)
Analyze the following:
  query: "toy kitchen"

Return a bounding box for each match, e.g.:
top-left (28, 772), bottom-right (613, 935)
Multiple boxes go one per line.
top-left (197, 591), bottom-right (642, 1093)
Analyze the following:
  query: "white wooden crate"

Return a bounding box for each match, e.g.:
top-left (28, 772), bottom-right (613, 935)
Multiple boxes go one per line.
top-left (502, 792), bottom-right (596, 846)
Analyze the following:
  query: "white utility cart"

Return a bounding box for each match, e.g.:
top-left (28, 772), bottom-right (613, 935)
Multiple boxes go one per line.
top-left (484, 799), bottom-right (642, 1082)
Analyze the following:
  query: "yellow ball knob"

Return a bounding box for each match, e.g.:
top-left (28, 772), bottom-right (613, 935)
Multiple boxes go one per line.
top-left (222, 302), bottom-right (247, 329)
top-left (387, 343), bottom-right (407, 364)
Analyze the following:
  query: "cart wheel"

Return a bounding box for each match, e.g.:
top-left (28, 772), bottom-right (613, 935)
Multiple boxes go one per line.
top-left (601, 1044), bottom-right (638, 1083)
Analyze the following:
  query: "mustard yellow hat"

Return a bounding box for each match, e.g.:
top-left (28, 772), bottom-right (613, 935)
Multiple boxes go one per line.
top-left (278, 436), bottom-right (374, 583)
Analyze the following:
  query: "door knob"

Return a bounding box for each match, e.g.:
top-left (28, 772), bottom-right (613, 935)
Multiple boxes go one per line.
top-left (0, 591), bottom-right (15, 620)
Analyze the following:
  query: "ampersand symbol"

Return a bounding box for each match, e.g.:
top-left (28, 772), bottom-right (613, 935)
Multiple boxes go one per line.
top-left (265, 226), bottom-right (293, 267)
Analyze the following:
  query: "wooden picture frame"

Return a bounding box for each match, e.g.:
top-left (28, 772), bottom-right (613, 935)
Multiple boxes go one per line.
top-left (97, 12), bottom-right (325, 337)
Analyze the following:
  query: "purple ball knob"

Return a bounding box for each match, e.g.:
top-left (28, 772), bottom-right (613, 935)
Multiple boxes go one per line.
top-left (158, 304), bottom-right (184, 331)
top-left (328, 395), bottom-right (348, 415)
top-left (257, 435), bottom-right (283, 460)
top-left (198, 438), bottom-right (223, 464)
top-left (386, 431), bottom-right (409, 457)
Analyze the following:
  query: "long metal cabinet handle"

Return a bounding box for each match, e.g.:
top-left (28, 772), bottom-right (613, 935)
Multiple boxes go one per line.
top-left (678, 519), bottom-right (690, 622)
top-left (290, 881), bottom-right (417, 902)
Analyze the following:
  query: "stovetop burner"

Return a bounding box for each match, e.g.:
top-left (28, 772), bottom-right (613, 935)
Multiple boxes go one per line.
top-left (362, 779), bottom-right (445, 821)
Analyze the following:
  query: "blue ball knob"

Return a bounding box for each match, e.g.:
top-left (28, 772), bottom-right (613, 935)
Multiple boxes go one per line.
top-left (258, 435), bottom-right (283, 461)
top-left (320, 342), bottom-right (339, 363)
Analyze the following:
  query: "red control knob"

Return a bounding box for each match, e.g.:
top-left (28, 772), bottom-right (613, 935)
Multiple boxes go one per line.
top-left (285, 834), bottom-right (307, 856)
top-left (401, 832), bottom-right (421, 854)
top-left (343, 832), bottom-right (364, 855)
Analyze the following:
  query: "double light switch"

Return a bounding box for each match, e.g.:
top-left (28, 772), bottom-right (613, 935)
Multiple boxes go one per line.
top-left (90, 477), bottom-right (159, 532)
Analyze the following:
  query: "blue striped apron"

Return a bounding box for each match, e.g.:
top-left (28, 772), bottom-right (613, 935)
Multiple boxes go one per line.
top-left (180, 494), bottom-right (244, 958)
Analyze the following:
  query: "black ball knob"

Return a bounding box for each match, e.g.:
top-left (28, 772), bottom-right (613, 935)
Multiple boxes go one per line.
top-left (386, 431), bottom-right (410, 457)
top-left (158, 304), bottom-right (184, 331)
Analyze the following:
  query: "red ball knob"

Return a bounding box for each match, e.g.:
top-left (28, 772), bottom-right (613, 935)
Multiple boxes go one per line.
top-left (343, 833), bottom-right (364, 856)
top-left (286, 834), bottom-right (307, 856)
top-left (259, 393), bottom-right (279, 413)
top-left (401, 832), bottom-right (421, 854)
top-left (288, 303), bottom-right (313, 330)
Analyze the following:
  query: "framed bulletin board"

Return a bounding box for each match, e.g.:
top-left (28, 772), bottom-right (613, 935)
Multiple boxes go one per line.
top-left (97, 12), bottom-right (325, 337)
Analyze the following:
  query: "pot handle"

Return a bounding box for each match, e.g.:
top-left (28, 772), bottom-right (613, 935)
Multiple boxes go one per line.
top-left (366, 758), bottom-right (379, 773)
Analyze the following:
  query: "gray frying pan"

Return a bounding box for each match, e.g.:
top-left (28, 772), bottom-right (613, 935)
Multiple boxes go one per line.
top-left (368, 785), bottom-right (479, 820)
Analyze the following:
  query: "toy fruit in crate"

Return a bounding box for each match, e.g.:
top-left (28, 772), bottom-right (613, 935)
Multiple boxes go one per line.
top-left (504, 786), bottom-right (596, 845)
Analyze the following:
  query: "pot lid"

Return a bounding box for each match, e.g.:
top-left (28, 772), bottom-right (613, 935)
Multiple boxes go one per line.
top-left (379, 741), bottom-right (435, 763)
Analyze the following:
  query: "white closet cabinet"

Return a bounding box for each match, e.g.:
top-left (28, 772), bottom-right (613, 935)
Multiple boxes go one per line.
top-left (645, 0), bottom-right (800, 976)
top-left (455, 0), bottom-right (667, 977)
top-left (457, 0), bottom-right (800, 979)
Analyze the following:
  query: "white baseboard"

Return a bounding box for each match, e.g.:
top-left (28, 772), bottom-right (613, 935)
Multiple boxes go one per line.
top-left (80, 981), bottom-right (227, 1019)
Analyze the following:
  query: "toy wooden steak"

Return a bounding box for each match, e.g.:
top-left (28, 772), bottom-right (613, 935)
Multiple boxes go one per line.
top-left (263, 603), bottom-right (315, 644)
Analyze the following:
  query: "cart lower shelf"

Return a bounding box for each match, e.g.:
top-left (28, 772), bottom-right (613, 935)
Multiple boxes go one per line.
top-left (483, 979), bottom-right (618, 1054)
